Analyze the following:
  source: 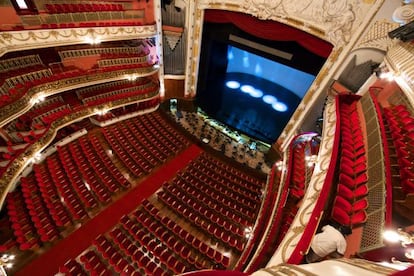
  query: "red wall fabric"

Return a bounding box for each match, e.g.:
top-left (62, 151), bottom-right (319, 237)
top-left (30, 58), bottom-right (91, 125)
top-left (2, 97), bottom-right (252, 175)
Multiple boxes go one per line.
top-left (204, 9), bottom-right (333, 58)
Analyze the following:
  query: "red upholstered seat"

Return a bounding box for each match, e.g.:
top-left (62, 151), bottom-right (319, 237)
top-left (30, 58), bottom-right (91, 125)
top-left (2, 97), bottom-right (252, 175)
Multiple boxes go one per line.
top-left (331, 206), bottom-right (351, 226)
top-left (351, 210), bottom-right (367, 224)
top-left (337, 183), bottom-right (368, 201)
top-left (333, 196), bottom-right (352, 213)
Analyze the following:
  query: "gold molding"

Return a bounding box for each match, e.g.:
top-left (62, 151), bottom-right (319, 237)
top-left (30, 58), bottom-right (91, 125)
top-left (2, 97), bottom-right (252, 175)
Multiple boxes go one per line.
top-left (0, 25), bottom-right (157, 57)
top-left (0, 66), bottom-right (159, 127)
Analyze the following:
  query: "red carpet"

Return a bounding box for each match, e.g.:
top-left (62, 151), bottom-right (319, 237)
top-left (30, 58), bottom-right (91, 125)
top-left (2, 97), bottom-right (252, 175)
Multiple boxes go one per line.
top-left (16, 144), bottom-right (203, 276)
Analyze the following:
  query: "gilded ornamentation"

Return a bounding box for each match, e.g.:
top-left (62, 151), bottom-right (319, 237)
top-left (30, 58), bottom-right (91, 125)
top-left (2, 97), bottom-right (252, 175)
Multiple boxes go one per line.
top-left (336, 258), bottom-right (397, 275)
top-left (0, 25), bottom-right (157, 57)
top-left (0, 66), bottom-right (159, 127)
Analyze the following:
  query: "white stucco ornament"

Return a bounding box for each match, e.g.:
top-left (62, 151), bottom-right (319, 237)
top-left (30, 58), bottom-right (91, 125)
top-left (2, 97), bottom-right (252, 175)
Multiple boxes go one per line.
top-left (242, 0), bottom-right (284, 20)
top-left (392, 4), bottom-right (414, 24)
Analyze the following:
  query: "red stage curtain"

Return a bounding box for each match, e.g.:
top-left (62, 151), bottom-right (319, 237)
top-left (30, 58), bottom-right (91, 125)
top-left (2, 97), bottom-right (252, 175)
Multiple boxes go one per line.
top-left (204, 9), bottom-right (333, 58)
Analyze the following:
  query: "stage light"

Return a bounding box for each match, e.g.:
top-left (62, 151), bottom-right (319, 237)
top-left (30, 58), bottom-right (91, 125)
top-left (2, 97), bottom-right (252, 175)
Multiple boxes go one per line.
top-left (249, 89), bottom-right (263, 98)
top-left (272, 102), bottom-right (288, 112)
top-left (240, 85), bottom-right (255, 93)
top-left (225, 80), bottom-right (240, 89)
top-left (263, 95), bottom-right (277, 104)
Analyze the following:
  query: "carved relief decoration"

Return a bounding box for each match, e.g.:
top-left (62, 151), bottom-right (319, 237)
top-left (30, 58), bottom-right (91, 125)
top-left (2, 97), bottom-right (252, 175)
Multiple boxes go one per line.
top-left (198, 0), bottom-right (378, 47)
top-left (356, 20), bottom-right (400, 52)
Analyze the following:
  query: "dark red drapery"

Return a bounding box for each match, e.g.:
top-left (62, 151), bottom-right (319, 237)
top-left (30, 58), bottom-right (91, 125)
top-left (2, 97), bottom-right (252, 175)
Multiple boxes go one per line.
top-left (204, 9), bottom-right (333, 58)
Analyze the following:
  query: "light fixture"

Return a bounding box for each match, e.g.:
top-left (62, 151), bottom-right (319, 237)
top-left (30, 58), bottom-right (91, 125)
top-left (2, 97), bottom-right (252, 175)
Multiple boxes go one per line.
top-left (272, 102), bottom-right (288, 112)
top-left (374, 66), bottom-right (394, 81)
top-left (225, 80), bottom-right (240, 89)
top-left (125, 74), bottom-right (138, 81)
top-left (275, 160), bottom-right (284, 171)
top-left (263, 95), bottom-right (277, 104)
top-left (84, 36), bottom-right (101, 45)
top-left (95, 109), bottom-right (108, 116)
top-left (240, 85), bottom-right (255, 94)
top-left (244, 226), bottom-right (253, 239)
top-left (0, 254), bottom-right (15, 274)
top-left (383, 228), bottom-right (414, 260)
top-left (31, 93), bottom-right (45, 105)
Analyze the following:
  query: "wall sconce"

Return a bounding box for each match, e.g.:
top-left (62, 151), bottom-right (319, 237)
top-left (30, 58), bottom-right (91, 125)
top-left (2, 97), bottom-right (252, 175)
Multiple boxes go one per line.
top-left (244, 226), bottom-right (253, 239)
top-left (0, 254), bottom-right (15, 275)
top-left (383, 228), bottom-right (414, 260)
top-left (84, 36), bottom-right (101, 45)
top-left (275, 160), bottom-right (284, 171)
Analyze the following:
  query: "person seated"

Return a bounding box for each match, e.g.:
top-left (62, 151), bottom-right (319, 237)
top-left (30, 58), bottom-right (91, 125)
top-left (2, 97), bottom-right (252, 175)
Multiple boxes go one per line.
top-left (305, 221), bottom-right (352, 263)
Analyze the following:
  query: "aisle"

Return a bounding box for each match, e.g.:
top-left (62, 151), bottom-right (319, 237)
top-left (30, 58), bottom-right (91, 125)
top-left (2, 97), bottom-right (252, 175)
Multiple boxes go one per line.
top-left (16, 144), bottom-right (203, 276)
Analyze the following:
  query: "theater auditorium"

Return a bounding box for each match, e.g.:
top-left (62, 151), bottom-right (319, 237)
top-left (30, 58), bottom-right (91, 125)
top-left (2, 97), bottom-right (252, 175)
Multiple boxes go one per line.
top-left (0, 0), bottom-right (414, 275)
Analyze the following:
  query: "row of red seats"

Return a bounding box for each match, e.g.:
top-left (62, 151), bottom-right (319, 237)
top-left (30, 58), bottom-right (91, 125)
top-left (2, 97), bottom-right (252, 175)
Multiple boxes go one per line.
top-left (39, 106), bottom-right (72, 126)
top-left (129, 117), bottom-right (177, 157)
top-left (82, 86), bottom-right (157, 107)
top-left (140, 200), bottom-right (230, 268)
top-left (92, 236), bottom-right (138, 275)
top-left (56, 146), bottom-right (100, 209)
top-left (79, 249), bottom-right (117, 275)
top-left (46, 154), bottom-right (88, 220)
top-left (0, 64), bottom-right (46, 85)
top-left (383, 104), bottom-right (414, 193)
top-left (175, 173), bottom-right (256, 225)
top-left (183, 167), bottom-right (259, 209)
top-left (82, 85), bottom-right (157, 106)
top-left (192, 155), bottom-right (264, 194)
top-left (163, 183), bottom-right (247, 238)
top-left (88, 133), bottom-right (133, 188)
top-left (157, 187), bottom-right (245, 252)
top-left (19, 177), bottom-right (60, 243)
top-left (109, 226), bottom-right (176, 275)
top-left (331, 95), bottom-right (368, 227)
top-left (33, 163), bottom-right (73, 227)
top-left (44, 3), bottom-right (123, 14)
top-left (187, 162), bottom-right (262, 203)
top-left (118, 216), bottom-right (188, 275)
top-left (81, 81), bottom-right (154, 101)
top-left (1, 60), bottom-right (157, 108)
top-left (129, 111), bottom-right (187, 155)
top-left (25, 99), bottom-right (65, 123)
top-left (59, 259), bottom-right (88, 275)
top-left (68, 142), bottom-right (113, 203)
top-left (139, 113), bottom-right (185, 153)
top-left (102, 128), bottom-right (147, 178)
top-left (46, 155), bottom-right (90, 220)
top-left (106, 125), bottom-right (154, 172)
top-left (77, 78), bottom-right (150, 100)
top-left (110, 220), bottom-right (195, 274)
top-left (197, 151), bottom-right (264, 189)
top-left (5, 191), bottom-right (41, 250)
top-left (116, 123), bottom-right (160, 167)
top-left (40, 21), bottom-right (144, 30)
top-left (79, 135), bottom-right (130, 189)
top-left (124, 119), bottom-right (169, 162)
